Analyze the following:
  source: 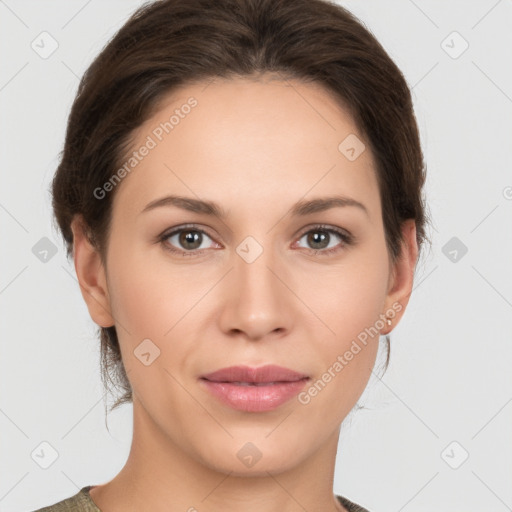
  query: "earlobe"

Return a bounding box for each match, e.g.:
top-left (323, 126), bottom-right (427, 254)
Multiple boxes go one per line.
top-left (70, 215), bottom-right (115, 328)
top-left (381, 219), bottom-right (419, 334)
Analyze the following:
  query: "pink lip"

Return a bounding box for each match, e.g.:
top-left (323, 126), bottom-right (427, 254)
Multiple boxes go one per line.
top-left (200, 365), bottom-right (310, 412)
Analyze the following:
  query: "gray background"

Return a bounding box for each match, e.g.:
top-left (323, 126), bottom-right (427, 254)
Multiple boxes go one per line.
top-left (1, 1), bottom-right (511, 511)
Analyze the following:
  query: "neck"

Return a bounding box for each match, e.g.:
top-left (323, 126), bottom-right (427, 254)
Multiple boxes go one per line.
top-left (90, 396), bottom-right (347, 512)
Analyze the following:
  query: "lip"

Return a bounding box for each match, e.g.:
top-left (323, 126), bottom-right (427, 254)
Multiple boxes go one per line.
top-left (200, 365), bottom-right (310, 412)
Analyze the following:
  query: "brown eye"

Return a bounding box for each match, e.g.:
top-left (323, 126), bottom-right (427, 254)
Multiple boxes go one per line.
top-left (176, 230), bottom-right (203, 250)
top-left (295, 225), bottom-right (353, 256)
top-left (159, 225), bottom-right (217, 256)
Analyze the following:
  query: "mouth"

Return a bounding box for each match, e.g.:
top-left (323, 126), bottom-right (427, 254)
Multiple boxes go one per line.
top-left (199, 365), bottom-right (310, 412)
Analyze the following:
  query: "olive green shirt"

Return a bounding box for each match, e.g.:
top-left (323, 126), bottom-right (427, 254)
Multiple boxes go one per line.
top-left (31, 486), bottom-right (371, 511)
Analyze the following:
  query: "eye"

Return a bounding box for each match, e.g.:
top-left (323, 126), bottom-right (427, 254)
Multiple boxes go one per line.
top-left (294, 224), bottom-right (353, 256)
top-left (158, 223), bottom-right (354, 257)
top-left (158, 224), bottom-right (219, 256)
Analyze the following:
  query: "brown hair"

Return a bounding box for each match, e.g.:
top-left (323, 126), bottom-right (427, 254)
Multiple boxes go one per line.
top-left (51, 0), bottom-right (431, 412)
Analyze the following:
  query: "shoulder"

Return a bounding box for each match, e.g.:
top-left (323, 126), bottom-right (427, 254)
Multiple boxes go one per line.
top-left (336, 493), bottom-right (371, 512)
top-left (29, 487), bottom-right (100, 512)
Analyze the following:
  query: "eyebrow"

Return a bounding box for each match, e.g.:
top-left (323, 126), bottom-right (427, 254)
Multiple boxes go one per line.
top-left (140, 194), bottom-right (369, 218)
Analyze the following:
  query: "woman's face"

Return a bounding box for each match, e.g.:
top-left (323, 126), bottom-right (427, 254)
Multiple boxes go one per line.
top-left (76, 75), bottom-right (415, 476)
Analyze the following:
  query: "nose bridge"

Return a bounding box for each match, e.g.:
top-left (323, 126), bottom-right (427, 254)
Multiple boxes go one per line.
top-left (220, 233), bottom-right (292, 338)
top-left (235, 234), bottom-right (284, 304)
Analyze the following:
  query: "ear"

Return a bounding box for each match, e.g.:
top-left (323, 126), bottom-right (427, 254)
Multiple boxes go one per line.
top-left (381, 219), bottom-right (419, 334)
top-left (70, 215), bottom-right (115, 328)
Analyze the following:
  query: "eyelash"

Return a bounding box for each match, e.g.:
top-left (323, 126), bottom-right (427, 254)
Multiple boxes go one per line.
top-left (157, 223), bottom-right (354, 258)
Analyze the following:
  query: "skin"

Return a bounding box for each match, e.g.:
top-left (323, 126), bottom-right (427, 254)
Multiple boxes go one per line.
top-left (71, 74), bottom-right (418, 512)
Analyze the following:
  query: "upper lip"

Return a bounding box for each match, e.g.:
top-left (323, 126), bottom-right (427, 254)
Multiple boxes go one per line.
top-left (200, 365), bottom-right (309, 383)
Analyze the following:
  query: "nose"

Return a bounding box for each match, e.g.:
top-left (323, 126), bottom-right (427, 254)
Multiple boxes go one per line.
top-left (217, 243), bottom-right (293, 342)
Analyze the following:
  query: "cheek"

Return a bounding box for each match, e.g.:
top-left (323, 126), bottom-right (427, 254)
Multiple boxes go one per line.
top-left (304, 254), bottom-right (389, 340)
top-left (106, 240), bottom-right (208, 338)
top-left (105, 253), bottom-right (195, 403)
top-left (302, 259), bottom-right (388, 408)
top-left (108, 265), bottom-right (168, 338)
top-left (299, 301), bottom-right (382, 424)
top-left (105, 248), bottom-right (215, 385)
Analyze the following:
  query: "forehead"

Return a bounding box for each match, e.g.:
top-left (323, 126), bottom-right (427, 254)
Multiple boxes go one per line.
top-left (111, 76), bottom-right (381, 222)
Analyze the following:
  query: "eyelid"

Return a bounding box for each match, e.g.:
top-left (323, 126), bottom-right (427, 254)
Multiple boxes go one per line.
top-left (295, 223), bottom-right (352, 239)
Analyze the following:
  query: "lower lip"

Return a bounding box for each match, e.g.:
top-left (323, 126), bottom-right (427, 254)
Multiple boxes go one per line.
top-left (200, 378), bottom-right (309, 412)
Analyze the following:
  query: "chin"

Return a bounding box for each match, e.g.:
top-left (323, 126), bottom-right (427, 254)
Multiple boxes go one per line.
top-left (196, 437), bottom-right (307, 477)
top-left (204, 456), bottom-right (300, 478)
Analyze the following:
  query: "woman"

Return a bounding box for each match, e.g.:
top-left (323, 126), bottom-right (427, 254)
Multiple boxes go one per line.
top-left (35, 0), bottom-right (430, 510)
